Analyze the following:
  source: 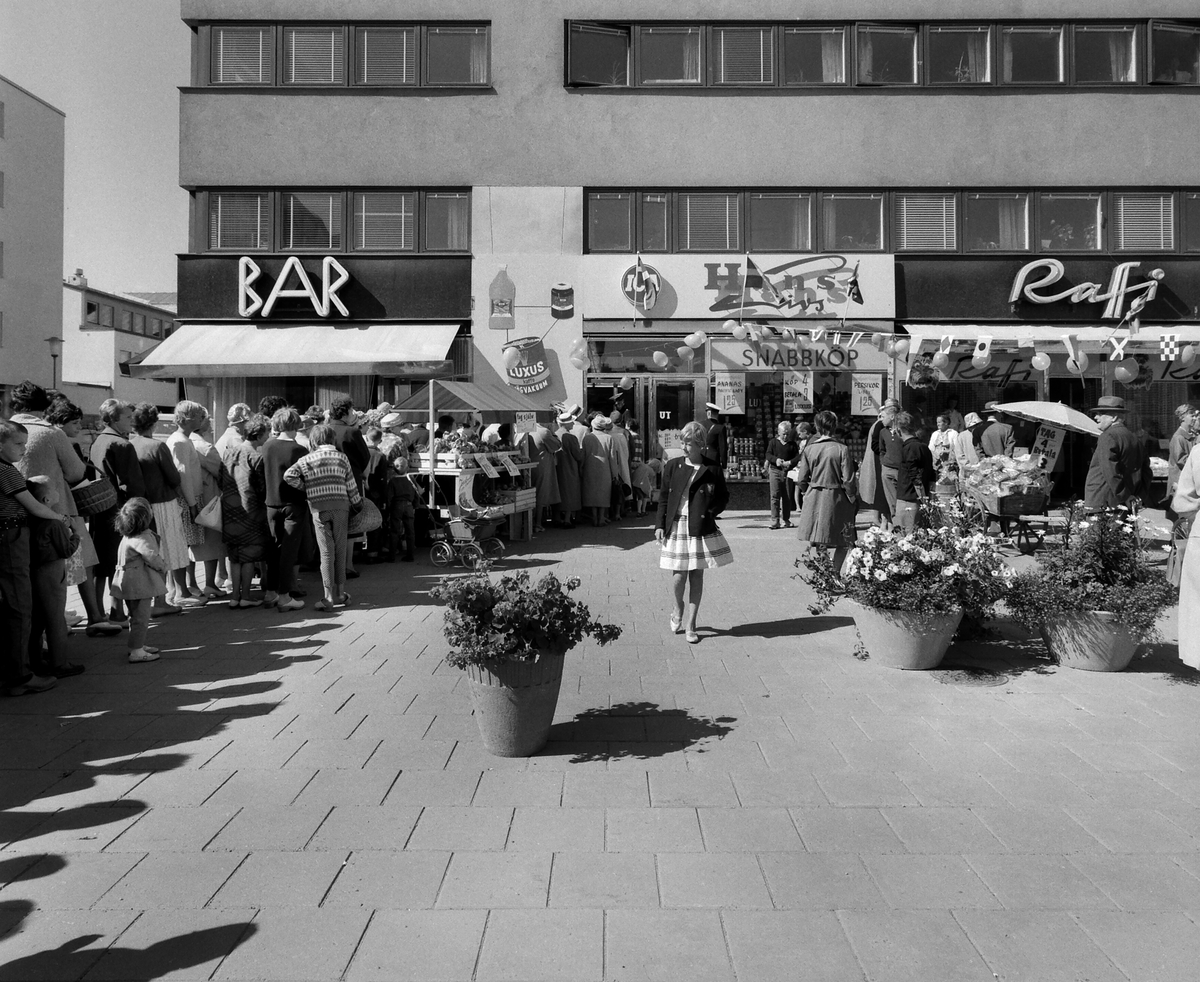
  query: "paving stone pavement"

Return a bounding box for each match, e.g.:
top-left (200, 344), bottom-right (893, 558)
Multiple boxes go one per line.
top-left (2, 509), bottom-right (1199, 981)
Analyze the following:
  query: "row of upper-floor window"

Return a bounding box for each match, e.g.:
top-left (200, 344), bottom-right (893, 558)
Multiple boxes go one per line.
top-left (84, 301), bottom-right (172, 339)
top-left (203, 190), bottom-right (470, 253)
top-left (586, 189), bottom-right (1200, 255)
top-left (568, 20), bottom-right (1200, 87)
top-left (195, 20), bottom-right (1200, 89)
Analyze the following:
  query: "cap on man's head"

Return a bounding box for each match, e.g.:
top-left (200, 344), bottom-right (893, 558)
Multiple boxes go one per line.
top-left (705, 402), bottom-right (722, 414)
top-left (227, 403), bottom-right (252, 423)
top-left (1091, 396), bottom-right (1128, 416)
top-left (557, 411), bottom-right (576, 423)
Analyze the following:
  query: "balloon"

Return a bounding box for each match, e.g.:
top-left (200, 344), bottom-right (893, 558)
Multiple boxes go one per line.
top-left (893, 338), bottom-right (911, 357)
top-left (694, 330), bottom-right (708, 345)
top-left (652, 350), bottom-right (669, 368)
top-left (676, 345), bottom-right (694, 360)
top-left (1031, 352), bottom-right (1051, 372)
top-left (884, 339), bottom-right (897, 356)
top-left (570, 337), bottom-right (586, 351)
top-left (502, 347), bottom-right (521, 370)
top-left (569, 355), bottom-right (587, 370)
top-left (722, 319), bottom-right (739, 332)
top-left (759, 325), bottom-right (774, 340)
top-left (1066, 352), bottom-right (1089, 374)
top-left (684, 333), bottom-right (703, 349)
top-left (618, 376), bottom-right (634, 390)
top-left (1183, 345), bottom-right (1197, 366)
top-left (931, 351), bottom-right (950, 370)
top-left (971, 353), bottom-right (991, 370)
top-left (1113, 359), bottom-right (1137, 383)
top-left (732, 324), bottom-right (748, 341)
top-left (1149, 268), bottom-right (1166, 281)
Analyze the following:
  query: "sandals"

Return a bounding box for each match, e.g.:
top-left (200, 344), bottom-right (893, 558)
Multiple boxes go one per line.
top-left (313, 599), bottom-right (334, 612)
top-left (669, 613), bottom-right (683, 634)
top-left (685, 630), bottom-right (700, 644)
top-left (337, 592), bottom-right (352, 606)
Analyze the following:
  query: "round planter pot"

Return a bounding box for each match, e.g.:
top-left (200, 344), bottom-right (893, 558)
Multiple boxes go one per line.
top-left (1040, 611), bottom-right (1139, 672)
top-left (847, 601), bottom-right (963, 670)
top-left (463, 653), bottom-right (566, 757)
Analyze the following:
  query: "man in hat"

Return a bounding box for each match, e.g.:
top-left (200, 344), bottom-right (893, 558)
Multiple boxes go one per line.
top-left (1084, 396), bottom-right (1151, 510)
top-left (701, 403), bottom-right (728, 470)
top-left (979, 402), bottom-right (1015, 458)
top-left (954, 411), bottom-right (984, 472)
top-left (859, 398), bottom-right (899, 525)
top-left (216, 403), bottom-right (252, 456)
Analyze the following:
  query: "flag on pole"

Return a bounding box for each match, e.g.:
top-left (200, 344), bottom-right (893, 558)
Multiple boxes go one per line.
top-left (846, 262), bottom-right (864, 304)
top-left (745, 256), bottom-right (783, 305)
top-left (631, 255), bottom-right (658, 311)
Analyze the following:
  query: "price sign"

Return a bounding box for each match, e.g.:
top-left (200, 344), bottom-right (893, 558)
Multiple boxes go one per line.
top-left (712, 372), bottom-right (745, 414)
top-left (1030, 425), bottom-right (1066, 470)
top-left (514, 412), bottom-right (537, 433)
top-left (783, 371), bottom-right (812, 413)
top-left (500, 454), bottom-right (521, 476)
top-left (474, 453), bottom-right (500, 478)
top-left (851, 374), bottom-right (884, 416)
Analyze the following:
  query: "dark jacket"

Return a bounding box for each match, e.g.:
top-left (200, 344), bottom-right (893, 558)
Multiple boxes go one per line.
top-left (765, 438), bottom-right (800, 472)
top-left (89, 427), bottom-right (145, 503)
top-left (328, 420), bottom-right (371, 490)
top-left (131, 434), bottom-right (182, 504)
top-left (1085, 421), bottom-right (1151, 509)
top-left (897, 436), bottom-right (935, 502)
top-left (30, 516), bottom-right (79, 568)
top-left (701, 418), bottom-right (729, 469)
top-left (980, 420), bottom-right (1016, 458)
top-left (655, 454), bottom-right (729, 537)
top-left (260, 437), bottom-right (307, 509)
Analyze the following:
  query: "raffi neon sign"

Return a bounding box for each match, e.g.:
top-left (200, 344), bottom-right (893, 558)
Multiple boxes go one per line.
top-left (1009, 259), bottom-right (1165, 321)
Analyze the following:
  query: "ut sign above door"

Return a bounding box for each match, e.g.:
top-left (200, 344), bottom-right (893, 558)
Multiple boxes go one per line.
top-left (239, 256), bottom-right (351, 318)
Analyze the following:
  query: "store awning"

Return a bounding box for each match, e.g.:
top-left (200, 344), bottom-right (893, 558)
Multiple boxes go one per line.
top-left (900, 324), bottom-right (1200, 353)
top-left (130, 323), bottom-right (460, 378)
top-left (392, 378), bottom-right (551, 418)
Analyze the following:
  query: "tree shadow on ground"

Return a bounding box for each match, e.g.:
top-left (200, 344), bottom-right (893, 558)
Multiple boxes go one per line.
top-left (727, 615), bottom-right (854, 639)
top-left (935, 621), bottom-right (1057, 681)
top-left (0, 922), bottom-right (257, 982)
top-left (544, 702), bottom-right (736, 762)
top-left (1127, 642), bottom-right (1200, 685)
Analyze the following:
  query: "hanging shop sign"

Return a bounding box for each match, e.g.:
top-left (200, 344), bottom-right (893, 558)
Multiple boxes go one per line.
top-left (851, 374), bottom-right (884, 416)
top-left (710, 338), bottom-right (893, 373)
top-left (1031, 425), bottom-right (1066, 470)
top-left (582, 254), bottom-right (895, 321)
top-left (1009, 259), bottom-right (1165, 321)
top-left (712, 372), bottom-right (746, 414)
top-left (502, 336), bottom-right (552, 394)
top-left (783, 371), bottom-right (813, 413)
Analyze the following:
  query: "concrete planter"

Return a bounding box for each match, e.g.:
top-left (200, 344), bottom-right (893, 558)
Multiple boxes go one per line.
top-left (847, 600), bottom-right (963, 670)
top-left (463, 652), bottom-right (566, 756)
top-left (1040, 610), bottom-right (1139, 672)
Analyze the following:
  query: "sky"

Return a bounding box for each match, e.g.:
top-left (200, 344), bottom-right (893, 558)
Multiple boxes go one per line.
top-left (0, 0), bottom-right (189, 292)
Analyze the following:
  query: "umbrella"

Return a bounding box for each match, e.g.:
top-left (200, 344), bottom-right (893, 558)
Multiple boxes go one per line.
top-left (993, 401), bottom-right (1100, 437)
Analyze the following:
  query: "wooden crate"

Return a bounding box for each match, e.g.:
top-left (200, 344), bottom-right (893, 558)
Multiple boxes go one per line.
top-left (971, 488), bottom-right (1048, 517)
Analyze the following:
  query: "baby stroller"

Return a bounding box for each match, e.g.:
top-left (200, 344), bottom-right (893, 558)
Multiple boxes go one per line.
top-left (429, 510), bottom-right (506, 568)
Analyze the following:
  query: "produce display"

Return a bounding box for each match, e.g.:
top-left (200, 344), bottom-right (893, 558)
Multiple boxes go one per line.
top-left (960, 454), bottom-right (1053, 497)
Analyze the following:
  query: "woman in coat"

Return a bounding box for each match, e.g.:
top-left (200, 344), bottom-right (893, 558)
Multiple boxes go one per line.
top-left (654, 421), bottom-right (732, 644)
top-left (521, 423), bottom-right (561, 532)
top-left (130, 402), bottom-right (188, 615)
top-left (188, 411), bottom-right (228, 598)
top-left (795, 411), bottom-right (859, 574)
top-left (220, 414), bottom-right (272, 607)
top-left (1170, 444), bottom-right (1200, 670)
top-left (165, 401), bottom-right (208, 606)
top-left (581, 415), bottom-right (619, 527)
top-left (857, 400), bottom-right (896, 526)
top-left (555, 412), bottom-right (584, 528)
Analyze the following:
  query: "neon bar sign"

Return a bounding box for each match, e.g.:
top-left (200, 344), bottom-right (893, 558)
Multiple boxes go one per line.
top-left (1009, 259), bottom-right (1164, 321)
top-left (238, 256), bottom-right (351, 318)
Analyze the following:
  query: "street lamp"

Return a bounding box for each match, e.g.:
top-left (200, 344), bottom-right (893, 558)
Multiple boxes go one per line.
top-left (45, 335), bottom-right (64, 389)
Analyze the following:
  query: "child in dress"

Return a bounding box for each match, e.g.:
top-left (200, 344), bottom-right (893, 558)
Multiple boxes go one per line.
top-left (25, 477), bottom-right (83, 678)
top-left (112, 497), bottom-right (168, 663)
top-left (385, 442), bottom-right (420, 562)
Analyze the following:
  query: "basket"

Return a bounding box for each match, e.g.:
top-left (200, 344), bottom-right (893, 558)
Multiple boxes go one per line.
top-left (971, 488), bottom-right (1048, 517)
top-left (71, 477), bottom-right (118, 516)
top-left (349, 498), bottom-right (383, 535)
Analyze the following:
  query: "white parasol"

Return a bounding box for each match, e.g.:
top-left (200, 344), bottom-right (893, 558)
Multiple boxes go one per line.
top-left (993, 401), bottom-right (1101, 437)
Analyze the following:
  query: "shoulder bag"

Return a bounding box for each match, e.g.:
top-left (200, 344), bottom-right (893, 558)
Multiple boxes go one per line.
top-left (195, 495), bottom-right (223, 532)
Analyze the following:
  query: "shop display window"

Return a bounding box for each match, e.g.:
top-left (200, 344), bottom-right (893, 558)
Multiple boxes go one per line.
top-left (1114, 192), bottom-right (1175, 250)
top-left (355, 26), bottom-right (417, 86)
top-left (284, 26), bottom-right (345, 85)
top-left (354, 192), bottom-right (416, 250)
top-left (1186, 193), bottom-right (1200, 251)
top-left (211, 25), bottom-right (274, 84)
top-left (1073, 25), bottom-right (1138, 83)
top-left (637, 26), bottom-right (702, 85)
top-left (1151, 21), bottom-right (1200, 83)
top-left (712, 26), bottom-right (774, 85)
top-left (425, 26), bottom-right (490, 85)
top-left (856, 25), bottom-right (919, 85)
top-left (965, 193), bottom-right (1029, 251)
top-left (587, 193), bottom-right (633, 251)
top-left (209, 192), bottom-right (270, 251)
top-left (894, 193), bottom-right (957, 251)
top-left (1037, 192), bottom-right (1101, 251)
top-left (927, 25), bottom-right (991, 83)
top-left (568, 23), bottom-right (631, 86)
top-left (749, 193), bottom-right (812, 252)
top-left (590, 339), bottom-right (699, 375)
top-left (781, 27), bottom-right (845, 85)
top-left (677, 193), bottom-right (740, 251)
top-left (424, 193), bottom-right (471, 251)
top-left (821, 193), bottom-right (884, 251)
top-left (281, 191), bottom-right (343, 251)
top-left (1001, 25), bottom-right (1064, 83)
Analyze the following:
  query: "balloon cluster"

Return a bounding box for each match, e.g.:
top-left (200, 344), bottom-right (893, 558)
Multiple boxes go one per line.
top-left (568, 338), bottom-right (588, 370)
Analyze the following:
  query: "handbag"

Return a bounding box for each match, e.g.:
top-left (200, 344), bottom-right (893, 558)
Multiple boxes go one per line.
top-left (195, 495), bottom-right (223, 532)
top-left (180, 498), bottom-right (206, 546)
top-left (71, 477), bottom-right (118, 517)
top-left (349, 498), bottom-right (382, 535)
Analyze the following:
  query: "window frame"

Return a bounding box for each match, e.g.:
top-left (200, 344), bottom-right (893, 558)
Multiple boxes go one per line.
top-left (1149, 19), bottom-right (1200, 85)
top-left (1034, 190), bottom-right (1105, 252)
top-left (634, 24), bottom-right (706, 86)
top-left (780, 24), bottom-right (848, 87)
top-left (282, 23), bottom-right (348, 87)
top-left (818, 191), bottom-right (887, 252)
top-left (1184, 191), bottom-right (1200, 252)
top-left (351, 23), bottom-right (420, 88)
top-left (963, 191), bottom-right (1032, 253)
top-left (420, 191), bottom-right (473, 253)
top-left (421, 24), bottom-right (492, 88)
top-left (566, 21), bottom-right (632, 87)
top-left (747, 191), bottom-right (815, 252)
top-left (893, 192), bottom-right (959, 252)
top-left (999, 22), bottom-right (1068, 85)
top-left (853, 22), bottom-right (921, 86)
top-left (1111, 190), bottom-right (1177, 252)
top-left (708, 24), bottom-right (776, 87)
top-left (279, 189), bottom-right (347, 252)
top-left (924, 23), bottom-right (993, 85)
top-left (1070, 23), bottom-right (1140, 85)
top-left (207, 189), bottom-right (274, 252)
top-left (209, 23), bottom-right (277, 86)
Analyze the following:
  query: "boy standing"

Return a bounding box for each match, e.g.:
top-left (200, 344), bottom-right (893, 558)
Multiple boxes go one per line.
top-left (894, 412), bottom-right (935, 530)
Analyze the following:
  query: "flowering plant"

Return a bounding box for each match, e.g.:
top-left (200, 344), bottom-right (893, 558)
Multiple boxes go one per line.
top-left (799, 508), bottom-right (1014, 622)
top-left (429, 568), bottom-right (623, 669)
top-left (1005, 507), bottom-right (1176, 638)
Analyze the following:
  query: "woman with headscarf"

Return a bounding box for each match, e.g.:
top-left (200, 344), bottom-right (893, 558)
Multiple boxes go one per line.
top-left (165, 400), bottom-right (207, 606)
top-left (581, 415), bottom-right (619, 528)
top-left (795, 410), bottom-right (859, 574)
top-left (554, 411), bottom-right (584, 528)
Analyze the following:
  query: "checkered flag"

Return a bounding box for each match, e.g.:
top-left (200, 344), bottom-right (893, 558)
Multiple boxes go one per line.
top-left (1161, 334), bottom-right (1180, 361)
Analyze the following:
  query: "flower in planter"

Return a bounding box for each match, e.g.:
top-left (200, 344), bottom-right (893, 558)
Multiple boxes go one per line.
top-left (429, 567), bottom-right (623, 669)
top-left (1006, 507), bottom-right (1176, 640)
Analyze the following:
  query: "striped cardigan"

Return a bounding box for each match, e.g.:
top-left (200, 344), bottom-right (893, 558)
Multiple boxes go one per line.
top-left (283, 446), bottom-right (362, 511)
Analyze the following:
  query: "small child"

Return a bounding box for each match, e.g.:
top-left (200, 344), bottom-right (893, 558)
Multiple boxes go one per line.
top-left (111, 497), bottom-right (168, 663)
top-left (362, 426), bottom-right (388, 563)
top-left (385, 442), bottom-right (419, 562)
top-left (25, 477), bottom-right (83, 678)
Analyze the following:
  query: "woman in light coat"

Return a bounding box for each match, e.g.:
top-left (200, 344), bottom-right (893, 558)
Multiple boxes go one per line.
top-left (581, 415), bottom-right (619, 527)
top-left (188, 412), bottom-right (228, 598)
top-left (1169, 444), bottom-right (1200, 669)
top-left (795, 411), bottom-right (859, 574)
top-left (165, 401), bottom-right (207, 606)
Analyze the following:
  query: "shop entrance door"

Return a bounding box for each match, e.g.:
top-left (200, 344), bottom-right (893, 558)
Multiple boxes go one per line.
top-left (651, 378), bottom-right (704, 458)
top-left (1047, 377), bottom-right (1102, 499)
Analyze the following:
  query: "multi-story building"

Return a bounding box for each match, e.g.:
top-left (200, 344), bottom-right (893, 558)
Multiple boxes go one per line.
top-left (0, 74), bottom-right (65, 411)
top-left (59, 269), bottom-right (183, 416)
top-left (155, 2), bottom-right (1200, 486)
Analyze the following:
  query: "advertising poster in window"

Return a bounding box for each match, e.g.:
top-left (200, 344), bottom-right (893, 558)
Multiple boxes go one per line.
top-left (783, 371), bottom-right (813, 413)
top-left (712, 372), bottom-right (745, 414)
top-left (851, 374), bottom-right (884, 416)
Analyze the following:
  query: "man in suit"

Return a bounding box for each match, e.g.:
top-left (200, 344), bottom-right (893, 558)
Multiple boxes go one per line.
top-left (700, 403), bottom-right (728, 470)
top-left (1084, 396), bottom-right (1151, 510)
top-left (979, 402), bottom-right (1016, 458)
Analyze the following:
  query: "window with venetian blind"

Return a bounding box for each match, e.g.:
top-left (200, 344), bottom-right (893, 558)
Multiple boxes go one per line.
top-left (356, 26), bottom-right (417, 85)
top-left (1114, 193), bottom-right (1175, 250)
top-left (284, 26), bottom-right (346, 85)
top-left (677, 193), bottom-right (741, 251)
top-left (712, 26), bottom-right (774, 85)
top-left (209, 192), bottom-right (270, 250)
top-left (353, 192), bottom-right (416, 250)
top-left (894, 194), bottom-right (958, 250)
top-left (211, 25), bottom-right (274, 84)
top-left (282, 192), bottom-right (343, 250)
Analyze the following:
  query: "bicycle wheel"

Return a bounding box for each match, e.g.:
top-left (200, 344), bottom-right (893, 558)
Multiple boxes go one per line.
top-left (460, 543), bottom-right (485, 569)
top-left (430, 542), bottom-right (454, 567)
top-left (483, 538), bottom-right (505, 559)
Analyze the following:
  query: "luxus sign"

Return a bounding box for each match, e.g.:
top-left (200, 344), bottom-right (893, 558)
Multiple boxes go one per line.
top-left (238, 256), bottom-right (351, 318)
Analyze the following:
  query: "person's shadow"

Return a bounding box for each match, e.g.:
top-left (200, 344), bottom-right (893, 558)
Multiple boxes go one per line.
top-left (0, 922), bottom-right (257, 981)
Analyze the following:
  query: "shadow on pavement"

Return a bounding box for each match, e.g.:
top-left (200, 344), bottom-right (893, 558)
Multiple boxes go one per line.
top-left (1128, 642), bottom-right (1200, 685)
top-left (727, 615), bottom-right (854, 638)
top-left (545, 702), bottom-right (736, 761)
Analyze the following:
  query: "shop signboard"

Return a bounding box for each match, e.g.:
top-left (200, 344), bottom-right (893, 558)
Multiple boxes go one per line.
top-left (783, 371), bottom-right (813, 413)
top-left (713, 372), bottom-right (746, 413)
top-left (502, 336), bottom-right (552, 394)
top-left (710, 338), bottom-right (893, 373)
top-left (851, 374), bottom-right (884, 416)
top-left (514, 412), bottom-right (537, 434)
top-left (581, 254), bottom-right (895, 321)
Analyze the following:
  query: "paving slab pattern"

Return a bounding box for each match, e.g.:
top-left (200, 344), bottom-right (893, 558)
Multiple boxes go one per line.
top-left (1, 510), bottom-right (1199, 980)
